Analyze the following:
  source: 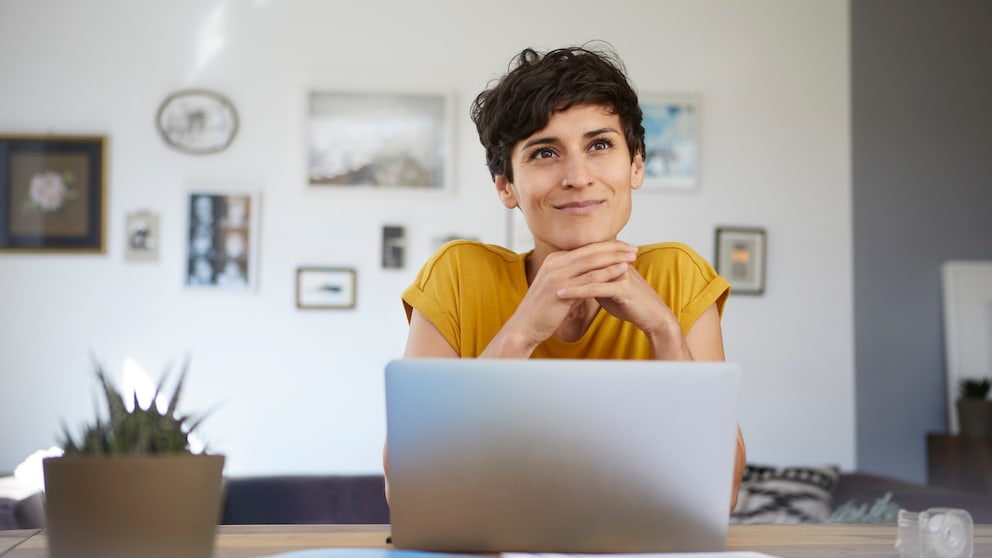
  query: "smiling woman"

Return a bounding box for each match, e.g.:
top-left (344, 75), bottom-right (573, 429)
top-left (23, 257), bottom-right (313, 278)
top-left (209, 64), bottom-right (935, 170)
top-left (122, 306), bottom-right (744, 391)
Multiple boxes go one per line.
top-left (387, 43), bottom-right (745, 511)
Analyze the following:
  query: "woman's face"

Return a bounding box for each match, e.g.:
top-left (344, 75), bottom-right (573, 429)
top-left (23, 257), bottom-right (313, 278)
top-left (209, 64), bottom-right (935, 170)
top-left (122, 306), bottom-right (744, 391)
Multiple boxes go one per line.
top-left (495, 104), bottom-right (643, 256)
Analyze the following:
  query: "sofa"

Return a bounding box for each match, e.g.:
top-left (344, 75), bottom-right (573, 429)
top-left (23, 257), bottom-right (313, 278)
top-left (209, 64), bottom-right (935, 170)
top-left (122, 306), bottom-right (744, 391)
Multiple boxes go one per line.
top-left (3, 470), bottom-right (991, 530)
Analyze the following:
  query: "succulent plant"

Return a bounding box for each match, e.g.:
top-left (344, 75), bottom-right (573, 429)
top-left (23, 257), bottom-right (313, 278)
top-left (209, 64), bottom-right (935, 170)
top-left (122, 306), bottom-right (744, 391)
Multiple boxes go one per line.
top-left (959, 377), bottom-right (992, 400)
top-left (60, 359), bottom-right (209, 456)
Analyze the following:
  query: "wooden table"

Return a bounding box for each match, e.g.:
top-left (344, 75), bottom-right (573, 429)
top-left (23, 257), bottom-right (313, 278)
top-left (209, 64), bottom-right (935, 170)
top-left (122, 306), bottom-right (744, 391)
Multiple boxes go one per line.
top-left (2, 523), bottom-right (991, 557)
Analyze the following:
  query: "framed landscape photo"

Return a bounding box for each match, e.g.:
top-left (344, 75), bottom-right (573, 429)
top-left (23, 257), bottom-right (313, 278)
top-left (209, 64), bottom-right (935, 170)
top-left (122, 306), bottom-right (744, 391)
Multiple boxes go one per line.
top-left (0, 135), bottom-right (106, 253)
top-left (639, 94), bottom-right (700, 191)
top-left (308, 90), bottom-right (452, 193)
top-left (715, 227), bottom-right (766, 295)
top-left (185, 190), bottom-right (259, 290)
top-left (296, 267), bottom-right (356, 309)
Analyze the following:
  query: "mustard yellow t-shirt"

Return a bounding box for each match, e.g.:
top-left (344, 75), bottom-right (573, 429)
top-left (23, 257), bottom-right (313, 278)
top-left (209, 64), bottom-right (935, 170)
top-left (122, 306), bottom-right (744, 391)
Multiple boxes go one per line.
top-left (402, 240), bottom-right (730, 358)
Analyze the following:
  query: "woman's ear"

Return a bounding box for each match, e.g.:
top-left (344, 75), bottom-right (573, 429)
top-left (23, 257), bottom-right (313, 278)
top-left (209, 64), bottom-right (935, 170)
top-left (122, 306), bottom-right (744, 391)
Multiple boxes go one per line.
top-left (630, 152), bottom-right (645, 190)
top-left (495, 175), bottom-right (519, 209)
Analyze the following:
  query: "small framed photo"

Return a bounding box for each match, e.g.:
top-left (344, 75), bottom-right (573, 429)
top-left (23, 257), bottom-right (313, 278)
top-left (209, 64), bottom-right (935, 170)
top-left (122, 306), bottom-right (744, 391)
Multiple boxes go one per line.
top-left (308, 90), bottom-right (452, 193)
top-left (0, 135), bottom-right (106, 253)
top-left (639, 94), bottom-right (700, 191)
top-left (296, 267), bottom-right (356, 309)
top-left (715, 227), bottom-right (766, 295)
top-left (382, 225), bottom-right (406, 269)
top-left (124, 210), bottom-right (160, 261)
top-left (185, 191), bottom-right (259, 290)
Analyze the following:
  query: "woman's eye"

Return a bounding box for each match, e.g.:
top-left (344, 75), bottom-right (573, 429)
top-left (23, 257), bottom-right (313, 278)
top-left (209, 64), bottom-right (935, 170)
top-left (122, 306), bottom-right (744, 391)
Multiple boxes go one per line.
top-left (530, 148), bottom-right (556, 160)
top-left (590, 138), bottom-right (613, 151)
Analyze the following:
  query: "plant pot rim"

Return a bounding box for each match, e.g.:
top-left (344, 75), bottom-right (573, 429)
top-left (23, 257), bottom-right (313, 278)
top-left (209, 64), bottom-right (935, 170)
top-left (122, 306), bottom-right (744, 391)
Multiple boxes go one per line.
top-left (45, 453), bottom-right (225, 462)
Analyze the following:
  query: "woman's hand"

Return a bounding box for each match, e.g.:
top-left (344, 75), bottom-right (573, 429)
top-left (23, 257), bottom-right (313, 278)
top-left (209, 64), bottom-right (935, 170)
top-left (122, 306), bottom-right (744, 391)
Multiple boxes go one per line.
top-left (482, 240), bottom-right (636, 357)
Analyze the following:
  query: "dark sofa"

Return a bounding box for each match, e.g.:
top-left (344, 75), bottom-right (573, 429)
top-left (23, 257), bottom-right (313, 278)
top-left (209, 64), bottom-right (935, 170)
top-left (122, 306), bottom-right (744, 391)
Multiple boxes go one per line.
top-left (4, 472), bottom-right (991, 529)
top-left (220, 472), bottom-right (992, 525)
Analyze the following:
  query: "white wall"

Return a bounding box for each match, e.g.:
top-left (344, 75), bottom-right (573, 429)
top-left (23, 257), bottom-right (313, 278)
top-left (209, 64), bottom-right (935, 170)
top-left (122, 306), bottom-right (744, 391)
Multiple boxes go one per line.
top-left (0, 0), bottom-right (852, 476)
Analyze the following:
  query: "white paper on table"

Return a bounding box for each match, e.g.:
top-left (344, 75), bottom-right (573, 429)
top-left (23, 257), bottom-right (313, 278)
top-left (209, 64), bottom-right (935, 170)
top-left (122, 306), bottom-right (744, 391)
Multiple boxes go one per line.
top-left (503, 553), bottom-right (782, 558)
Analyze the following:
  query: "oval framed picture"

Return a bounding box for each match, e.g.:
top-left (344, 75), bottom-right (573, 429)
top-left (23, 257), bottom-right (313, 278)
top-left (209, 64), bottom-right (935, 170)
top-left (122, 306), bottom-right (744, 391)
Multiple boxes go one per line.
top-left (156, 89), bottom-right (239, 154)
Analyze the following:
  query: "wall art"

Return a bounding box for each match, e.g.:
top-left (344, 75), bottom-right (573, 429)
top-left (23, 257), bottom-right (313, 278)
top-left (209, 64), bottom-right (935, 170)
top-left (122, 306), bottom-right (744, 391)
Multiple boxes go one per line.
top-left (296, 267), bottom-right (356, 309)
top-left (0, 134), bottom-right (106, 253)
top-left (185, 190), bottom-right (259, 290)
top-left (124, 210), bottom-right (159, 262)
top-left (156, 89), bottom-right (239, 155)
top-left (308, 90), bottom-right (452, 193)
top-left (640, 93), bottom-right (700, 191)
top-left (382, 225), bottom-right (406, 269)
top-left (715, 227), bottom-right (766, 295)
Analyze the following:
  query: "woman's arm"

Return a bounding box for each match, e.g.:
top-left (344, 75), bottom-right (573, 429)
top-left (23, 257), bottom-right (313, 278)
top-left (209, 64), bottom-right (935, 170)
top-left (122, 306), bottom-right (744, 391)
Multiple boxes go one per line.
top-left (685, 304), bottom-right (745, 511)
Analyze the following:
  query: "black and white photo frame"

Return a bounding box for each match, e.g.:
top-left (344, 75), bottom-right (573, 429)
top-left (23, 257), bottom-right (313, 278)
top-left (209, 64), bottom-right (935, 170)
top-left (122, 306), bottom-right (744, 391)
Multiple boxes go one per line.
top-left (185, 190), bottom-right (259, 290)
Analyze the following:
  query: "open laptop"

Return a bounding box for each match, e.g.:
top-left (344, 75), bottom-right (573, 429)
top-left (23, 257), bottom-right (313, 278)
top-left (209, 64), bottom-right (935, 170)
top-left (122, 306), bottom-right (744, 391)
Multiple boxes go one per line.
top-left (384, 358), bottom-right (741, 553)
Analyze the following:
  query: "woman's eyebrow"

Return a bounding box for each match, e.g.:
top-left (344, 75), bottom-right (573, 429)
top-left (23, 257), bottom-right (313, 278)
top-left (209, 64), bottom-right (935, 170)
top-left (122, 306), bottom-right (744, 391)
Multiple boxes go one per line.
top-left (519, 127), bottom-right (619, 152)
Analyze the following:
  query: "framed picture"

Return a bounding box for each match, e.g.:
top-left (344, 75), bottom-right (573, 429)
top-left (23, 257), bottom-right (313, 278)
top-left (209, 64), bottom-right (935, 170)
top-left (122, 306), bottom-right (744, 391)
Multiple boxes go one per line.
top-left (639, 94), bottom-right (700, 191)
top-left (0, 134), bottom-right (106, 253)
top-left (296, 267), bottom-right (356, 309)
top-left (308, 90), bottom-right (452, 193)
top-left (156, 89), bottom-right (239, 155)
top-left (124, 210), bottom-right (160, 262)
top-left (715, 227), bottom-right (766, 295)
top-left (382, 225), bottom-right (406, 269)
top-left (507, 209), bottom-right (533, 253)
top-left (185, 191), bottom-right (259, 290)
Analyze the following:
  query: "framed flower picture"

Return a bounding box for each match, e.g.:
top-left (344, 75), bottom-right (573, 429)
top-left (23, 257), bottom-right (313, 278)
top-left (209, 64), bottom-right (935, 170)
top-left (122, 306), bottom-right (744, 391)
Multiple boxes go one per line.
top-left (0, 135), bottom-right (107, 253)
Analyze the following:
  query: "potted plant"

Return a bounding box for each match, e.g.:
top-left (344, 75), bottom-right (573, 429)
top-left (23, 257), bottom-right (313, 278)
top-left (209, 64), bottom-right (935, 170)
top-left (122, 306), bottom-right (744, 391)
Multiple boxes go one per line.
top-left (957, 376), bottom-right (992, 439)
top-left (42, 360), bottom-right (225, 558)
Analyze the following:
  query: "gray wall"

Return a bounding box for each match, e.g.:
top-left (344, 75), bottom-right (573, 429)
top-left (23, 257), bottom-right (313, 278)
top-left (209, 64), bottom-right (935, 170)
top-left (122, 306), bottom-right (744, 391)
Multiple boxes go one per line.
top-left (852, 0), bottom-right (992, 483)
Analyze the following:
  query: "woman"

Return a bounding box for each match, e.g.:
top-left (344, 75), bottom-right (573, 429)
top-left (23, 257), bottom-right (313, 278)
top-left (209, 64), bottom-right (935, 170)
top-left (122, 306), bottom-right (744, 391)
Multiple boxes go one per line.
top-left (391, 44), bottom-right (745, 508)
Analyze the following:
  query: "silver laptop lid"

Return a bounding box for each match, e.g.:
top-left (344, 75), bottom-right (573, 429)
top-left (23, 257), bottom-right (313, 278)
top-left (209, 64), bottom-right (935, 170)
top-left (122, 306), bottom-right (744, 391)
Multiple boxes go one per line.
top-left (385, 358), bottom-right (741, 553)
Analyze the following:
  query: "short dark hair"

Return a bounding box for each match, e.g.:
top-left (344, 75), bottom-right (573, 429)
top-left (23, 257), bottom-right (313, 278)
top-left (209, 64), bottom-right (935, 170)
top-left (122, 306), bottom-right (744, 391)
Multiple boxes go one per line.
top-left (470, 44), bottom-right (644, 183)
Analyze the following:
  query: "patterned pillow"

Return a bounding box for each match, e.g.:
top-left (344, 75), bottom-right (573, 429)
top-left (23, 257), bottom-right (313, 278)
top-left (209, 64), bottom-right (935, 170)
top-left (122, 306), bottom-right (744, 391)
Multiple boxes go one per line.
top-left (730, 464), bottom-right (840, 524)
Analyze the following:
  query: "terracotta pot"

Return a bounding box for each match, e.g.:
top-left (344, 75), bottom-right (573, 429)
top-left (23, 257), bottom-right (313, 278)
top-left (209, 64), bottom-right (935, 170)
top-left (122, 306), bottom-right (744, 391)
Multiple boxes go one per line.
top-left (957, 398), bottom-right (992, 438)
top-left (43, 454), bottom-right (225, 558)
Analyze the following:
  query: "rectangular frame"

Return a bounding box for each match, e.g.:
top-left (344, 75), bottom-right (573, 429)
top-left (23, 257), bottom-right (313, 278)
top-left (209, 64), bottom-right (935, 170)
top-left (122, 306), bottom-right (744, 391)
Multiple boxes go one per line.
top-left (715, 227), bottom-right (766, 295)
top-left (0, 134), bottom-right (107, 253)
top-left (296, 267), bottom-right (356, 309)
top-left (941, 261), bottom-right (992, 433)
top-left (185, 190), bottom-right (260, 290)
top-left (124, 210), bottom-right (160, 262)
top-left (639, 93), bottom-right (700, 191)
top-left (307, 89), bottom-right (453, 194)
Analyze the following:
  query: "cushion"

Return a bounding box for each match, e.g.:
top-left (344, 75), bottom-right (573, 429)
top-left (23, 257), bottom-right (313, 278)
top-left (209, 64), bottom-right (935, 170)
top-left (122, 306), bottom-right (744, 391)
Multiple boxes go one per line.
top-left (730, 464), bottom-right (840, 524)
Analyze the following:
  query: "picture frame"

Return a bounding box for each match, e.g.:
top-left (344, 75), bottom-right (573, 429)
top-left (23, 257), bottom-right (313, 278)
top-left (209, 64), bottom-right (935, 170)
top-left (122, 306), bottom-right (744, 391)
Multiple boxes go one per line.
top-left (185, 190), bottom-right (260, 290)
top-left (124, 210), bottom-right (160, 262)
top-left (296, 267), bottom-right (357, 309)
top-left (307, 90), bottom-right (453, 193)
top-left (0, 134), bottom-right (106, 253)
top-left (715, 227), bottom-right (766, 295)
top-left (639, 93), bottom-right (700, 191)
top-left (381, 225), bottom-right (406, 269)
top-left (156, 89), bottom-right (239, 155)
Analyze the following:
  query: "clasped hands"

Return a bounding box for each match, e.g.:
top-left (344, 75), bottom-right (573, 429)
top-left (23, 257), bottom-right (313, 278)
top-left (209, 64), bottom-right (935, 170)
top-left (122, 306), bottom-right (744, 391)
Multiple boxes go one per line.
top-left (499, 240), bottom-right (686, 357)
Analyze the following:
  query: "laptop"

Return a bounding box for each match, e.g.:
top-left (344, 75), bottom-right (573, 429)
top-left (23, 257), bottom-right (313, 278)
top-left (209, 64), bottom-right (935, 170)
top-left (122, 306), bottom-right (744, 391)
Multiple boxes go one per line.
top-left (384, 358), bottom-right (741, 553)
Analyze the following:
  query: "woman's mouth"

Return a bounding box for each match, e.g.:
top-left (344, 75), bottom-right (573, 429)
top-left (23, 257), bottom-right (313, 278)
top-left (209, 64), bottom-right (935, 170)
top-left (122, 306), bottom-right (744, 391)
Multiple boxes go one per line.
top-left (554, 199), bottom-right (605, 215)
